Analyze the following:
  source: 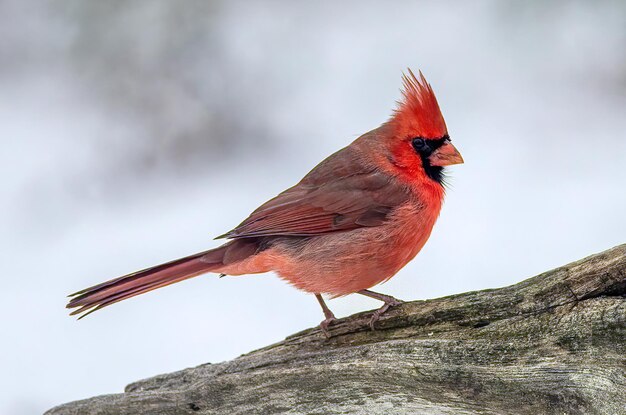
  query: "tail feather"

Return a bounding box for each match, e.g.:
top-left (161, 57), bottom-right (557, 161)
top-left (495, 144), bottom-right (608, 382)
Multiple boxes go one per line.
top-left (67, 246), bottom-right (227, 318)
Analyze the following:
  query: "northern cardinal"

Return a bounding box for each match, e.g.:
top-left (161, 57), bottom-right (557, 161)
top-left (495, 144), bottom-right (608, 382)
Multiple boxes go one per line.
top-left (67, 70), bottom-right (463, 336)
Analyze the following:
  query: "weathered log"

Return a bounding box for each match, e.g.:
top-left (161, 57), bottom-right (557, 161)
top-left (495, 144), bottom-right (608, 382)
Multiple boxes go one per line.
top-left (47, 244), bottom-right (626, 415)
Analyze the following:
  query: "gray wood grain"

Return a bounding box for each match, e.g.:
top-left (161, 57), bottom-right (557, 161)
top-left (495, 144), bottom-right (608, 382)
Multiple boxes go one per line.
top-left (47, 244), bottom-right (626, 415)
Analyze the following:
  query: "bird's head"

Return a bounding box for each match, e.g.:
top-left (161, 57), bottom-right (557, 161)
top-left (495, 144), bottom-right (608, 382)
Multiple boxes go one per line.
top-left (385, 69), bottom-right (463, 185)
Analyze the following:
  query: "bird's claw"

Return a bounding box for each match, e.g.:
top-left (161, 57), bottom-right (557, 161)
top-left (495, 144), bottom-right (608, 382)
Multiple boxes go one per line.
top-left (369, 297), bottom-right (403, 331)
top-left (319, 316), bottom-right (336, 339)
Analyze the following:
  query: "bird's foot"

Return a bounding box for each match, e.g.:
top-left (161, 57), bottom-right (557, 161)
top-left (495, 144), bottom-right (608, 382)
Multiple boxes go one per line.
top-left (315, 293), bottom-right (337, 338)
top-left (358, 291), bottom-right (404, 331)
top-left (319, 316), bottom-right (336, 339)
top-left (369, 298), bottom-right (403, 330)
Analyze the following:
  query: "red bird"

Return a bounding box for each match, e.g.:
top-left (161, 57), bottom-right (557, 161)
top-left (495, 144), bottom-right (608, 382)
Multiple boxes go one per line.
top-left (67, 70), bottom-right (463, 336)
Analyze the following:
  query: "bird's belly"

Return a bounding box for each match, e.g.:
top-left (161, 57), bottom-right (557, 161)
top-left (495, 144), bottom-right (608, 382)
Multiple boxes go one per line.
top-left (270, 203), bottom-right (439, 296)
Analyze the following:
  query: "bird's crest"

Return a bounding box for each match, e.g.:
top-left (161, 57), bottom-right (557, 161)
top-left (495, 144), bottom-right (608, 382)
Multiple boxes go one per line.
top-left (390, 69), bottom-right (448, 138)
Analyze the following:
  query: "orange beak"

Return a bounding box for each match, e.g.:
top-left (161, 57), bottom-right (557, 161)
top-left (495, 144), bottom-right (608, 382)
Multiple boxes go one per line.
top-left (429, 142), bottom-right (464, 167)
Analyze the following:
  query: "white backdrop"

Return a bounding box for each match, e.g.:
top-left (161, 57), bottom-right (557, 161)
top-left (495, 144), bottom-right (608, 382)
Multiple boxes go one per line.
top-left (1, 1), bottom-right (625, 413)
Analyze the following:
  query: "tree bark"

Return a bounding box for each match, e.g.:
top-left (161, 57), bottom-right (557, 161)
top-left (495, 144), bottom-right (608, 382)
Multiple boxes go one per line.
top-left (47, 244), bottom-right (626, 415)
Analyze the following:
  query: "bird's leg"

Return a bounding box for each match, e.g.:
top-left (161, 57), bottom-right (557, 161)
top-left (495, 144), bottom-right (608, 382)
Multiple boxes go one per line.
top-left (357, 289), bottom-right (404, 330)
top-left (315, 293), bottom-right (336, 338)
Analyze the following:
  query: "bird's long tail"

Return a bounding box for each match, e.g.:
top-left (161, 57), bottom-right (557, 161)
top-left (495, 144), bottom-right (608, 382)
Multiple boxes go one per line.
top-left (67, 244), bottom-right (232, 319)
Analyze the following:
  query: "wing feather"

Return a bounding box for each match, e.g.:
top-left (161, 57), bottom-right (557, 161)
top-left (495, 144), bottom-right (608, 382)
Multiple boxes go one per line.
top-left (219, 147), bottom-right (411, 239)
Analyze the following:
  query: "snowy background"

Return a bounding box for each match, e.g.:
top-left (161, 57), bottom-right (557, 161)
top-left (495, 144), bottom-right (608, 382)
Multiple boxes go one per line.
top-left (1, 1), bottom-right (625, 413)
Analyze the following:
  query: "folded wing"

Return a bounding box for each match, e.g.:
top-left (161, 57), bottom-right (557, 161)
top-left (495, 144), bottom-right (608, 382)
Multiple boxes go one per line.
top-left (219, 147), bottom-right (412, 239)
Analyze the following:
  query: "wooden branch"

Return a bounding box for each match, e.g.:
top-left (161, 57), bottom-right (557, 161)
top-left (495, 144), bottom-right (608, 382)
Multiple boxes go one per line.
top-left (47, 244), bottom-right (626, 415)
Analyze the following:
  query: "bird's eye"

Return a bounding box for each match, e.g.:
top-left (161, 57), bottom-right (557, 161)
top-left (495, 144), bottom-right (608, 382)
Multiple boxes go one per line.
top-left (412, 138), bottom-right (429, 153)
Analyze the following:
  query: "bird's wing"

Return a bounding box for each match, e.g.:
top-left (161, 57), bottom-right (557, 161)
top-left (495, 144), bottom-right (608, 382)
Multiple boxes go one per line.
top-left (218, 147), bottom-right (411, 239)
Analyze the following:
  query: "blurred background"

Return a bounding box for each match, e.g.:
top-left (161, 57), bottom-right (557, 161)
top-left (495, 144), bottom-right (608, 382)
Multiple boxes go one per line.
top-left (1, 1), bottom-right (625, 413)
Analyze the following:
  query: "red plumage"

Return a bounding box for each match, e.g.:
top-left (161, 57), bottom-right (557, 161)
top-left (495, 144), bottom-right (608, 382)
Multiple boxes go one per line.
top-left (390, 69), bottom-right (448, 139)
top-left (67, 69), bottom-right (463, 334)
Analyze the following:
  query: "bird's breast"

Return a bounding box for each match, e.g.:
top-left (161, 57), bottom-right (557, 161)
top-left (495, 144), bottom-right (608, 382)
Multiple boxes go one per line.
top-left (268, 199), bottom-right (442, 296)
